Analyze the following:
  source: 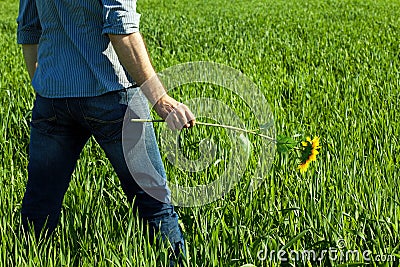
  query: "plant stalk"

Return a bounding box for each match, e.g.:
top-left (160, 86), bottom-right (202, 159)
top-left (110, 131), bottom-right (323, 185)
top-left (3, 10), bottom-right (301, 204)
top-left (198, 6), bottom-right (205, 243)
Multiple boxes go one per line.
top-left (130, 118), bottom-right (276, 142)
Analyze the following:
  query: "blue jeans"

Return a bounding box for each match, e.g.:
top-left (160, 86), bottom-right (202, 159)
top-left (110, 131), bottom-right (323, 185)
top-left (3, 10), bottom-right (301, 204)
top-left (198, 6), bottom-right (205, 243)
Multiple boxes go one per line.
top-left (22, 87), bottom-right (185, 263)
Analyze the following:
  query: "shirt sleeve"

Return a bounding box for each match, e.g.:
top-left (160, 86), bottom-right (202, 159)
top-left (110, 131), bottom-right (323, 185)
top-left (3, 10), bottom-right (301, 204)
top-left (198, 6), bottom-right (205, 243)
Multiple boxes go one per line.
top-left (102, 0), bottom-right (141, 35)
top-left (16, 0), bottom-right (42, 44)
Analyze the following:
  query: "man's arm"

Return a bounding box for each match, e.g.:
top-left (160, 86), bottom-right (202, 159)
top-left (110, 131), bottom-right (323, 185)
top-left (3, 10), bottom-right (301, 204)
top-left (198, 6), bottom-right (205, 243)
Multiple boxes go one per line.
top-left (22, 44), bottom-right (38, 81)
top-left (109, 32), bottom-right (195, 130)
top-left (17, 0), bottom-right (41, 81)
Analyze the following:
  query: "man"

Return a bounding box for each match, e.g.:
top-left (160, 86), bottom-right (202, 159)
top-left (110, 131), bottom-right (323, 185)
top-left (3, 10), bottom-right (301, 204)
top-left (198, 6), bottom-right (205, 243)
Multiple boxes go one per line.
top-left (17, 0), bottom-right (195, 264)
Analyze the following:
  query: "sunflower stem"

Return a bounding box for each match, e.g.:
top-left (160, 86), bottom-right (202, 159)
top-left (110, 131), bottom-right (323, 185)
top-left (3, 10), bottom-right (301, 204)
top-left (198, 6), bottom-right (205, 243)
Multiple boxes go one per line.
top-left (130, 118), bottom-right (276, 142)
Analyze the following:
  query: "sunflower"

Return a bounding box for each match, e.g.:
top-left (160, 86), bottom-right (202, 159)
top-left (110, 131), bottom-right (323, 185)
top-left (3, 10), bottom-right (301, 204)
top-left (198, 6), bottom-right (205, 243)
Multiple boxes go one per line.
top-left (298, 136), bottom-right (321, 173)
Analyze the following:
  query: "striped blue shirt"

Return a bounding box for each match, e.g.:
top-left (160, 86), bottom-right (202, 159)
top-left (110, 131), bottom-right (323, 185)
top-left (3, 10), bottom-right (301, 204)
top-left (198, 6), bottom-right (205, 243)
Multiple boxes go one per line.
top-left (17, 0), bottom-right (141, 98)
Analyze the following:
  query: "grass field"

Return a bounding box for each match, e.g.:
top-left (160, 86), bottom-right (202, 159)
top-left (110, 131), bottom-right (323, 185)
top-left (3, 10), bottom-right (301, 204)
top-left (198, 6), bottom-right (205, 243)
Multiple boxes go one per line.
top-left (1, 0), bottom-right (399, 266)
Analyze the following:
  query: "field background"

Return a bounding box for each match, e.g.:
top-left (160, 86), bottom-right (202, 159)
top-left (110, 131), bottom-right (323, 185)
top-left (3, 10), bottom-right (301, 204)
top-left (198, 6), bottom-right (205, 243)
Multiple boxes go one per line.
top-left (1, 0), bottom-right (399, 266)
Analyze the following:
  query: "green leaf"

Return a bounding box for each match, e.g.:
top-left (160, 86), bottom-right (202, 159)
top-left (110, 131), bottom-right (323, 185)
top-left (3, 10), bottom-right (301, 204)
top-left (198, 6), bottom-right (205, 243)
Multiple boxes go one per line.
top-left (280, 229), bottom-right (309, 250)
top-left (276, 135), bottom-right (297, 153)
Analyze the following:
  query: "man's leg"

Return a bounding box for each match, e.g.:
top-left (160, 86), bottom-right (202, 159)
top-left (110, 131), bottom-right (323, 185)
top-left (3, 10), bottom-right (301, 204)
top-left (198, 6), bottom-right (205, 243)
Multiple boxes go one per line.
top-left (79, 88), bottom-right (185, 262)
top-left (99, 134), bottom-right (185, 260)
top-left (22, 95), bottom-right (90, 239)
top-left (97, 121), bottom-right (185, 254)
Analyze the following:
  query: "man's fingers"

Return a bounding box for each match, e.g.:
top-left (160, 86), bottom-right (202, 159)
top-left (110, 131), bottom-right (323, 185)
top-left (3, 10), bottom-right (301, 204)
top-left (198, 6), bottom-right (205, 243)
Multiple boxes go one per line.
top-left (184, 108), bottom-right (196, 127)
top-left (165, 109), bottom-right (183, 131)
top-left (176, 105), bottom-right (191, 128)
top-left (165, 117), bottom-right (177, 130)
top-left (164, 104), bottom-right (196, 130)
top-left (154, 96), bottom-right (196, 130)
top-left (177, 106), bottom-right (195, 129)
top-left (187, 119), bottom-right (195, 128)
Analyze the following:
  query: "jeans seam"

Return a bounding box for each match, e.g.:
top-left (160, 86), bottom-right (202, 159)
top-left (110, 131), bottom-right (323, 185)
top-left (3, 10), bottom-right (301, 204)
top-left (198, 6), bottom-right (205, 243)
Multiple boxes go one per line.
top-left (51, 99), bottom-right (57, 121)
top-left (83, 116), bottom-right (124, 124)
top-left (64, 99), bottom-right (74, 118)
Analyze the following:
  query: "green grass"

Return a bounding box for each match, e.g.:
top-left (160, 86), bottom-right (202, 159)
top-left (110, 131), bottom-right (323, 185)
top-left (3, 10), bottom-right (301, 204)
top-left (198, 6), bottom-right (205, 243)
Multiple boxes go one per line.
top-left (1, 0), bottom-right (399, 266)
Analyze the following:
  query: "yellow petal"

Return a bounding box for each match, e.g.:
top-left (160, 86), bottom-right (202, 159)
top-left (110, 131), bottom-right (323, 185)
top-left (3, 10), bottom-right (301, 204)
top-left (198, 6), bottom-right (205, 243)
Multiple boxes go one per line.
top-left (312, 136), bottom-right (320, 149)
top-left (309, 149), bottom-right (319, 161)
top-left (298, 161), bottom-right (310, 173)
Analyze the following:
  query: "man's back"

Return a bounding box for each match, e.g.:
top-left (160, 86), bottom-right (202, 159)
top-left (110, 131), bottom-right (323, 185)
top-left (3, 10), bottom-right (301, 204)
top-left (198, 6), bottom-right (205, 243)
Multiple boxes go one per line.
top-left (18, 0), bottom-right (141, 97)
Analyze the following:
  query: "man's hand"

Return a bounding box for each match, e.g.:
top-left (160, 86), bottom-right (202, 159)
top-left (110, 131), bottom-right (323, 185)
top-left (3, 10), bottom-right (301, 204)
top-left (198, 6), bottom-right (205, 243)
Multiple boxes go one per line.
top-left (153, 95), bottom-right (196, 130)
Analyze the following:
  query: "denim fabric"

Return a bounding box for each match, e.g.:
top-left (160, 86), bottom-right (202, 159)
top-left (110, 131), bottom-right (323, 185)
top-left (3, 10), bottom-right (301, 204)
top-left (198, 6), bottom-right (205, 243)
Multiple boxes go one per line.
top-left (22, 87), bottom-right (185, 264)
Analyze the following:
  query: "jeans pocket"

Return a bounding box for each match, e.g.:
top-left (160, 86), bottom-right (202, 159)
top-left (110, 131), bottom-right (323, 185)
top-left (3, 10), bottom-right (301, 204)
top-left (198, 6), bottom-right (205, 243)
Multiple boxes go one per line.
top-left (30, 95), bottom-right (57, 134)
top-left (81, 90), bottom-right (127, 139)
